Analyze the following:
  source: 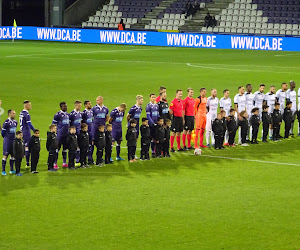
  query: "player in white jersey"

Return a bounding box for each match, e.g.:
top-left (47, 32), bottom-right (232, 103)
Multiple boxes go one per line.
top-left (286, 80), bottom-right (297, 135)
top-left (244, 84), bottom-right (254, 140)
top-left (263, 85), bottom-right (276, 138)
top-left (253, 84), bottom-right (266, 116)
top-left (220, 89), bottom-right (232, 145)
top-left (298, 85), bottom-right (300, 136)
top-left (275, 82), bottom-right (288, 114)
top-left (206, 89), bottom-right (219, 147)
top-left (234, 86), bottom-right (246, 144)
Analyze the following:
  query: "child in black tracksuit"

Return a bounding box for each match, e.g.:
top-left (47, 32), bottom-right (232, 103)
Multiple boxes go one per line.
top-left (220, 110), bottom-right (226, 148)
top-left (78, 123), bottom-right (90, 168)
top-left (46, 124), bottom-right (58, 171)
top-left (155, 118), bottom-right (165, 158)
top-left (272, 103), bottom-right (282, 141)
top-left (95, 125), bottom-right (106, 166)
top-left (105, 124), bottom-right (113, 164)
top-left (227, 109), bottom-right (237, 147)
top-left (66, 126), bottom-right (78, 170)
top-left (164, 119), bottom-right (171, 157)
top-left (126, 119), bottom-right (137, 162)
top-left (140, 118), bottom-right (151, 160)
top-left (238, 111), bottom-right (249, 145)
top-left (250, 108), bottom-right (261, 144)
top-left (283, 101), bottom-right (293, 139)
top-left (262, 105), bottom-right (271, 142)
top-left (212, 113), bottom-right (224, 149)
top-left (29, 129), bottom-right (40, 173)
top-left (13, 131), bottom-right (25, 176)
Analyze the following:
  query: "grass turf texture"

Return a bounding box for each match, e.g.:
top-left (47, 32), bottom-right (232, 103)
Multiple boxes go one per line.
top-left (0, 41), bottom-right (299, 249)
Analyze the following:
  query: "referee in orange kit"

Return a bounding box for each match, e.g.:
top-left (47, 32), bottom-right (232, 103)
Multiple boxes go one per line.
top-left (169, 89), bottom-right (185, 152)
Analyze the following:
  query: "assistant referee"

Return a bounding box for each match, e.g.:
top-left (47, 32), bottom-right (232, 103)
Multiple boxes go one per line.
top-left (169, 89), bottom-right (184, 152)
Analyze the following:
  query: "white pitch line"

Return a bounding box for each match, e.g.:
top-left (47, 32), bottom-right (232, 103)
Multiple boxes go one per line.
top-left (5, 47), bottom-right (167, 58)
top-left (274, 54), bottom-right (300, 57)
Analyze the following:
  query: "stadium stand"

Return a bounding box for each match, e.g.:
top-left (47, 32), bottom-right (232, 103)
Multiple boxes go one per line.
top-left (82, 0), bottom-right (300, 36)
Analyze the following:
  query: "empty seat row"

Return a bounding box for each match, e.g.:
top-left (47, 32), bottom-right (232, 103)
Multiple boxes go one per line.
top-left (146, 25), bottom-right (179, 30)
top-left (151, 19), bottom-right (185, 26)
top-left (82, 22), bottom-right (131, 29)
top-left (163, 13), bottom-right (186, 20)
top-left (220, 15), bottom-right (268, 22)
top-left (228, 3), bottom-right (257, 10)
top-left (218, 21), bottom-right (299, 30)
top-left (222, 9), bottom-right (263, 16)
top-left (93, 11), bottom-right (122, 18)
top-left (102, 5), bottom-right (118, 11)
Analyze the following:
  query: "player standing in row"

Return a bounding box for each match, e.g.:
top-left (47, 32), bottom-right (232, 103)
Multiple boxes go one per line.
top-left (155, 86), bottom-right (167, 103)
top-left (286, 80), bottom-right (297, 135)
top-left (2, 110), bottom-right (17, 175)
top-left (52, 102), bottom-right (69, 169)
top-left (82, 100), bottom-right (94, 164)
top-left (264, 85), bottom-right (276, 139)
top-left (70, 100), bottom-right (83, 167)
top-left (109, 103), bottom-right (127, 160)
top-left (234, 86), bottom-right (246, 144)
top-left (182, 88), bottom-right (195, 150)
top-left (146, 94), bottom-right (159, 157)
top-left (253, 84), bottom-right (266, 116)
top-left (219, 89), bottom-right (232, 145)
top-left (170, 90), bottom-right (184, 152)
top-left (276, 82), bottom-right (288, 138)
top-left (206, 89), bottom-right (219, 147)
top-left (127, 95), bottom-right (143, 138)
top-left (194, 88), bottom-right (207, 148)
top-left (244, 84), bottom-right (254, 140)
top-left (19, 100), bottom-right (35, 168)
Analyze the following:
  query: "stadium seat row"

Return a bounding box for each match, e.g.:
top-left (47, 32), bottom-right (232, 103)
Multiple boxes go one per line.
top-left (222, 9), bottom-right (262, 16)
top-left (227, 3), bottom-right (257, 10)
top-left (220, 15), bottom-right (267, 22)
top-left (146, 25), bottom-right (179, 30)
top-left (150, 19), bottom-right (185, 26)
top-left (162, 13), bottom-right (186, 20)
top-left (83, 22), bottom-right (131, 29)
top-left (88, 17), bottom-right (137, 25)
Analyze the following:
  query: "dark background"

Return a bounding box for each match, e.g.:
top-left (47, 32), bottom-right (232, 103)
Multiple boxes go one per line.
top-left (2, 0), bottom-right (45, 26)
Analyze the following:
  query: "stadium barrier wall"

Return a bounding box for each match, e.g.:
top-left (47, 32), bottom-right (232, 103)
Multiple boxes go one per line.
top-left (1, 26), bottom-right (300, 51)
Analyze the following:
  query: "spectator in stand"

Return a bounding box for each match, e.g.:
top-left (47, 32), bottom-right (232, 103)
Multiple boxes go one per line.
top-left (204, 13), bottom-right (212, 27)
top-left (211, 16), bottom-right (217, 27)
top-left (194, 1), bottom-right (200, 14)
top-left (118, 19), bottom-right (125, 30)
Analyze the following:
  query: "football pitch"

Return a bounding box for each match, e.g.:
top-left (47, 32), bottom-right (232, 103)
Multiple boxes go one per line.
top-left (0, 41), bottom-right (299, 249)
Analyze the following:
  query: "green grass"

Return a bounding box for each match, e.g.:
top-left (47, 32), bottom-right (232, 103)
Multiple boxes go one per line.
top-left (0, 41), bottom-right (299, 249)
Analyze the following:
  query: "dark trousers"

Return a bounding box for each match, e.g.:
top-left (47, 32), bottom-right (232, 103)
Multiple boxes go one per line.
top-left (105, 146), bottom-right (112, 164)
top-left (80, 147), bottom-right (88, 166)
top-left (285, 122), bottom-right (291, 138)
top-left (214, 134), bottom-right (222, 149)
top-left (128, 146), bottom-right (136, 161)
top-left (31, 151), bottom-right (39, 172)
top-left (252, 125), bottom-right (259, 142)
top-left (273, 125), bottom-right (280, 140)
top-left (241, 127), bottom-right (248, 143)
top-left (15, 158), bottom-right (22, 174)
top-left (48, 150), bottom-right (56, 170)
top-left (228, 130), bottom-right (236, 145)
top-left (68, 150), bottom-right (76, 168)
top-left (141, 142), bottom-right (150, 159)
top-left (262, 123), bottom-right (269, 141)
top-left (163, 140), bottom-right (170, 156)
top-left (96, 147), bottom-right (104, 164)
top-left (156, 142), bottom-right (164, 157)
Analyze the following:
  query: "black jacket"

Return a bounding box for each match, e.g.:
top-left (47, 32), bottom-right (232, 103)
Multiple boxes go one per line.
top-left (212, 119), bottom-right (224, 136)
top-left (105, 130), bottom-right (112, 149)
top-left (126, 126), bottom-right (137, 147)
top-left (157, 101), bottom-right (171, 121)
top-left (283, 107), bottom-right (293, 123)
top-left (227, 115), bottom-right (237, 133)
top-left (272, 109), bottom-right (282, 125)
top-left (140, 125), bottom-right (151, 144)
top-left (46, 132), bottom-right (58, 152)
top-left (164, 126), bottom-right (171, 141)
top-left (250, 114), bottom-right (260, 127)
top-left (95, 130), bottom-right (106, 149)
top-left (29, 135), bottom-right (41, 153)
top-left (78, 131), bottom-right (89, 149)
top-left (13, 138), bottom-right (25, 159)
top-left (262, 111), bottom-right (271, 125)
top-left (66, 133), bottom-right (78, 151)
top-left (297, 110), bottom-right (300, 121)
top-left (238, 117), bottom-right (248, 131)
top-left (221, 117), bottom-right (227, 134)
top-left (155, 124), bottom-right (165, 143)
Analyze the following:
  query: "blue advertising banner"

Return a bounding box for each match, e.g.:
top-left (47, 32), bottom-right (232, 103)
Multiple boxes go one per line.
top-left (0, 26), bottom-right (299, 51)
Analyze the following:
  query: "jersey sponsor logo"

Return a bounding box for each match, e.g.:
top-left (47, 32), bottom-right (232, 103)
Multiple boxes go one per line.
top-left (74, 119), bottom-right (81, 124)
top-left (134, 113), bottom-right (141, 119)
top-left (97, 113), bottom-right (106, 118)
top-left (152, 111), bottom-right (159, 116)
top-left (162, 108), bottom-right (169, 114)
top-left (9, 127), bottom-right (16, 134)
top-left (116, 117), bottom-right (123, 122)
top-left (86, 118), bottom-right (93, 123)
top-left (62, 119), bottom-right (69, 125)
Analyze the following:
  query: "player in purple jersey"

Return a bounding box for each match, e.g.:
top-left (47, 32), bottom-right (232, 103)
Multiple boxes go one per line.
top-left (2, 110), bottom-right (17, 175)
top-left (69, 100), bottom-right (82, 166)
top-left (19, 100), bottom-right (35, 168)
top-left (109, 103), bottom-right (127, 161)
top-left (146, 94), bottom-right (159, 156)
top-left (52, 102), bottom-right (70, 168)
top-left (127, 95), bottom-right (143, 137)
top-left (82, 100), bottom-right (94, 164)
top-left (91, 96), bottom-right (109, 139)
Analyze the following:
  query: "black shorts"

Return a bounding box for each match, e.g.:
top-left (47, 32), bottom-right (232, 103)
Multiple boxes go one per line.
top-left (184, 116), bottom-right (194, 131)
top-left (171, 116), bottom-right (184, 133)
